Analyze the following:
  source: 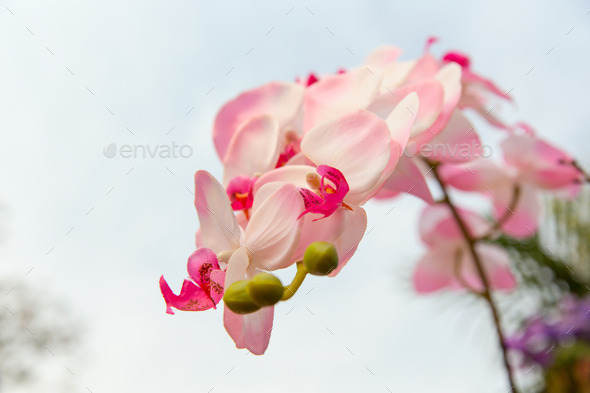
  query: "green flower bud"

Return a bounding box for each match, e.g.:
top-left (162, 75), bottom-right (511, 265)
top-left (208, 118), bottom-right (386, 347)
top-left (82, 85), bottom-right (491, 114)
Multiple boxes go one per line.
top-left (223, 280), bottom-right (261, 315)
top-left (303, 241), bottom-right (339, 276)
top-left (246, 273), bottom-right (284, 307)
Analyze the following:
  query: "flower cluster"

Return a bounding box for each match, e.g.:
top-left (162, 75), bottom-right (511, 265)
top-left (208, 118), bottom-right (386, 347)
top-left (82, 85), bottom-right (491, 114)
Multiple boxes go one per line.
top-left (158, 38), bottom-right (587, 355)
top-left (507, 296), bottom-right (590, 367)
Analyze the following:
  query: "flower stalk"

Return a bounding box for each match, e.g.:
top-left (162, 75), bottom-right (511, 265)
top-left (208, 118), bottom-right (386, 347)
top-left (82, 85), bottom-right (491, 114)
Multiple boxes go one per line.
top-left (431, 163), bottom-right (519, 393)
top-left (282, 262), bottom-right (308, 301)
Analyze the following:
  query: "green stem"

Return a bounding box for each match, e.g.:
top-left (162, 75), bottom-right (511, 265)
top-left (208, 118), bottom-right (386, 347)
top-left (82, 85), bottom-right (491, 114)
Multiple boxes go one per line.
top-left (281, 262), bottom-right (308, 301)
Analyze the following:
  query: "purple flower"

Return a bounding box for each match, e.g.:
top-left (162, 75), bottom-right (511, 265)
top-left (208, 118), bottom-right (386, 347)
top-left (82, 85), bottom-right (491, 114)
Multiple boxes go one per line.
top-left (507, 295), bottom-right (590, 368)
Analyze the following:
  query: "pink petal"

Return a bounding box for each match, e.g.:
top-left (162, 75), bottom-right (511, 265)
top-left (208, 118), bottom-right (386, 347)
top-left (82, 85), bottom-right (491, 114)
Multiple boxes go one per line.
top-left (375, 156), bottom-right (434, 204)
top-left (501, 135), bottom-right (582, 190)
top-left (209, 269), bottom-right (226, 305)
top-left (221, 247), bottom-right (254, 338)
top-left (222, 247), bottom-right (274, 355)
top-left (457, 244), bottom-right (516, 291)
top-left (223, 304), bottom-right (274, 355)
top-left (380, 60), bottom-right (417, 92)
top-left (494, 184), bottom-right (540, 239)
top-left (283, 152), bottom-right (314, 166)
top-left (438, 159), bottom-right (512, 192)
top-left (439, 161), bottom-right (537, 238)
top-left (159, 276), bottom-right (215, 315)
top-left (224, 246), bottom-right (249, 288)
top-left (364, 45), bottom-right (403, 67)
top-left (475, 244), bottom-right (516, 290)
top-left (303, 67), bottom-right (381, 132)
top-left (459, 90), bottom-right (511, 131)
top-left (194, 171), bottom-right (241, 254)
top-left (253, 165), bottom-right (317, 195)
top-left (187, 248), bottom-right (221, 290)
top-left (368, 82), bottom-right (442, 141)
top-left (245, 183), bottom-right (305, 270)
top-left (404, 53), bottom-right (440, 83)
top-left (424, 110), bottom-right (482, 163)
top-left (291, 208), bottom-right (347, 262)
top-left (358, 93), bottom-right (421, 203)
top-left (413, 246), bottom-right (455, 293)
top-left (328, 208), bottom-right (367, 277)
top-left (300, 110), bottom-right (391, 200)
top-left (412, 63), bottom-right (463, 147)
top-left (415, 243), bottom-right (515, 293)
top-left (223, 115), bottom-right (281, 185)
top-left (385, 92), bottom-right (420, 152)
top-left (419, 204), bottom-right (490, 246)
top-left (462, 68), bottom-right (512, 101)
top-left (213, 82), bottom-right (304, 160)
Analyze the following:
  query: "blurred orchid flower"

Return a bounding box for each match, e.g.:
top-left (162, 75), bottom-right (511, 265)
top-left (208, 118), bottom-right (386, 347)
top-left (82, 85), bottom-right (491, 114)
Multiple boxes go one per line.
top-left (414, 204), bottom-right (516, 293)
top-left (439, 131), bottom-right (583, 238)
top-left (441, 49), bottom-right (513, 130)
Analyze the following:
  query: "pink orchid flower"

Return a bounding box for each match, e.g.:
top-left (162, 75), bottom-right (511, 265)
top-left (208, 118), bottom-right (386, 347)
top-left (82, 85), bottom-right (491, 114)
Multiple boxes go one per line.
top-left (214, 82), bottom-right (307, 204)
top-left (362, 45), bottom-right (488, 204)
top-left (439, 130), bottom-right (583, 238)
top-left (414, 204), bottom-right (516, 293)
top-left (253, 108), bottom-right (404, 276)
top-left (403, 37), bottom-right (511, 130)
top-left (300, 109), bottom-right (395, 205)
top-left (159, 248), bottom-right (225, 314)
top-left (365, 49), bottom-right (463, 148)
top-left (194, 170), bottom-right (305, 355)
top-left (501, 133), bottom-right (583, 195)
top-left (439, 158), bottom-right (541, 239)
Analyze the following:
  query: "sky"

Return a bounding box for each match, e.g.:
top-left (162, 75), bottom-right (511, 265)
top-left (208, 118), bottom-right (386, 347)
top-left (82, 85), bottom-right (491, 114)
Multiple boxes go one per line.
top-left (0, 1), bottom-right (589, 392)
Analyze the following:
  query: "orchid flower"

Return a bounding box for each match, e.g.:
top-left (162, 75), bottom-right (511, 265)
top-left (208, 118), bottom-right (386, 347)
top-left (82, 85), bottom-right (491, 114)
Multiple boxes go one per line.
top-left (194, 170), bottom-right (305, 355)
top-left (500, 132), bottom-right (583, 195)
top-left (253, 105), bottom-right (416, 276)
top-left (213, 82), bottom-right (306, 211)
top-left (414, 204), bottom-right (516, 293)
top-left (438, 158), bottom-right (541, 239)
top-left (439, 130), bottom-right (583, 238)
top-left (157, 40), bottom-right (588, 369)
top-left (363, 45), bottom-right (477, 204)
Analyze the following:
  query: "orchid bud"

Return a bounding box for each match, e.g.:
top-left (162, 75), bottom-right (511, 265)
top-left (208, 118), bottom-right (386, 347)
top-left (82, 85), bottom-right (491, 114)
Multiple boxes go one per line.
top-left (303, 241), bottom-right (339, 276)
top-left (223, 280), bottom-right (261, 315)
top-left (247, 273), bottom-right (284, 307)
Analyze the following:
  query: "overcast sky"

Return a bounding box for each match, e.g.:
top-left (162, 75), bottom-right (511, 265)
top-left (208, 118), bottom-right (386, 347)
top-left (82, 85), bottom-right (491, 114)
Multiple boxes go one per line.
top-left (0, 1), bottom-right (589, 392)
